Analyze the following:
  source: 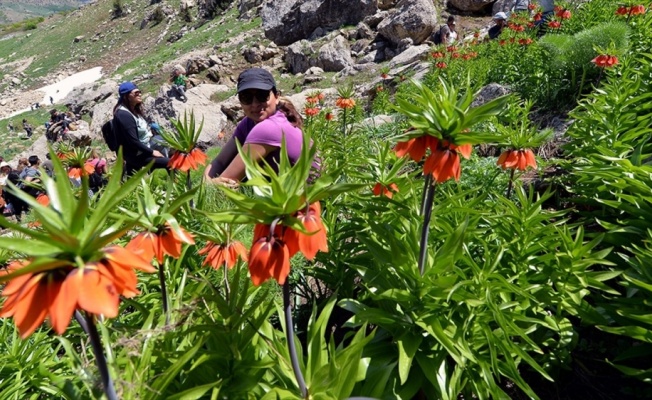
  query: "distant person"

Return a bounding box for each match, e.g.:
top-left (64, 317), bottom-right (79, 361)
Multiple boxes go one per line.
top-left (16, 157), bottom-right (29, 173)
top-left (534, 0), bottom-right (555, 30)
top-left (22, 119), bottom-right (33, 138)
top-left (442, 16), bottom-right (458, 44)
top-left (7, 120), bottom-right (14, 133)
top-left (170, 65), bottom-right (188, 103)
top-left (112, 81), bottom-right (169, 175)
top-left (49, 96), bottom-right (54, 105)
top-left (488, 12), bottom-right (508, 40)
top-left (41, 153), bottom-right (54, 178)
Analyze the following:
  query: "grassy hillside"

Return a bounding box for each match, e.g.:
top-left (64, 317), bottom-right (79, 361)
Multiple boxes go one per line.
top-left (0, 1), bottom-right (84, 24)
top-left (0, 0), bottom-right (261, 92)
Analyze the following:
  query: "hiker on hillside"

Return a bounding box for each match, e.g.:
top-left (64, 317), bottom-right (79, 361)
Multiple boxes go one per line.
top-left (7, 120), bottom-right (14, 133)
top-left (430, 16), bottom-right (457, 45)
top-left (22, 119), bottom-right (33, 138)
top-left (204, 68), bottom-right (315, 187)
top-left (170, 65), bottom-right (188, 103)
top-left (488, 12), bottom-right (508, 40)
top-left (112, 81), bottom-right (169, 175)
top-left (46, 109), bottom-right (70, 142)
top-left (15, 158), bottom-right (29, 173)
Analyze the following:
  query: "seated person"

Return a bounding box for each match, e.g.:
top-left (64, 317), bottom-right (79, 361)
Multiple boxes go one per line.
top-left (204, 68), bottom-right (312, 186)
top-left (170, 66), bottom-right (188, 102)
top-left (489, 12), bottom-right (508, 40)
top-left (112, 82), bottom-right (169, 176)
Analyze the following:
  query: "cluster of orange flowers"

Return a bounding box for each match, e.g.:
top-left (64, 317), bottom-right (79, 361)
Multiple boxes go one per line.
top-left (616, 4), bottom-right (646, 15)
top-left (248, 202), bottom-right (327, 286)
top-left (555, 7), bottom-right (572, 19)
top-left (335, 97), bottom-right (355, 109)
top-left (304, 106), bottom-right (320, 117)
top-left (395, 135), bottom-right (472, 183)
top-left (127, 225), bottom-right (195, 264)
top-left (306, 92), bottom-right (325, 105)
top-left (372, 182), bottom-right (399, 199)
top-left (591, 54), bottom-right (619, 68)
top-left (68, 163), bottom-right (95, 179)
top-left (199, 240), bottom-right (248, 270)
top-left (497, 149), bottom-right (537, 171)
top-left (168, 148), bottom-right (208, 172)
top-left (0, 246), bottom-right (156, 338)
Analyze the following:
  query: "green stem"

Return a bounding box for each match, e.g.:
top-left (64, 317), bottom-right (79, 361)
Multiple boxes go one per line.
top-left (420, 174), bottom-right (432, 216)
top-left (84, 313), bottom-right (118, 400)
top-left (158, 263), bottom-right (170, 325)
top-left (418, 180), bottom-right (436, 276)
top-left (283, 282), bottom-right (307, 398)
top-left (506, 168), bottom-right (515, 199)
top-left (187, 171), bottom-right (194, 208)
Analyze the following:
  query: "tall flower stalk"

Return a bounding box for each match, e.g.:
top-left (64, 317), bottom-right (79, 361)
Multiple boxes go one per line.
top-left (159, 111), bottom-right (208, 201)
top-left (121, 177), bottom-right (197, 324)
top-left (492, 99), bottom-right (551, 198)
top-left (0, 151), bottom-right (154, 400)
top-left (207, 133), bottom-right (359, 397)
top-left (393, 78), bottom-right (509, 275)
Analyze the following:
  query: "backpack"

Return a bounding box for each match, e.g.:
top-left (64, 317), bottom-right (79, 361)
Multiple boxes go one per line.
top-left (433, 25), bottom-right (446, 45)
top-left (101, 119), bottom-right (119, 152)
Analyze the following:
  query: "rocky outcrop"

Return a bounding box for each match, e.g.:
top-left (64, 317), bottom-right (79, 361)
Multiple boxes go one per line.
top-left (261, 0), bottom-right (378, 46)
top-left (317, 35), bottom-right (354, 72)
top-left (285, 40), bottom-right (317, 74)
top-left (377, 0), bottom-right (437, 46)
top-left (449, 0), bottom-right (495, 12)
top-left (62, 79), bottom-right (117, 116)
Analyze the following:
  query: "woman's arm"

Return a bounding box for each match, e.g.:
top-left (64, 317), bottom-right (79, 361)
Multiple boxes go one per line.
top-left (204, 136), bottom-right (239, 179)
top-left (218, 143), bottom-right (274, 181)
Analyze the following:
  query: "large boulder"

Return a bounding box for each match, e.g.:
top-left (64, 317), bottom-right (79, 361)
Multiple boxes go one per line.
top-left (317, 35), bottom-right (354, 72)
top-left (61, 79), bottom-right (117, 116)
top-left (148, 84), bottom-right (230, 148)
top-left (285, 40), bottom-right (318, 73)
top-left (493, 0), bottom-right (530, 14)
top-left (448, 0), bottom-right (494, 12)
top-left (377, 0), bottom-right (437, 46)
top-left (239, 0), bottom-right (263, 16)
top-left (89, 96), bottom-right (118, 140)
top-left (261, 0), bottom-right (378, 46)
top-left (388, 44), bottom-right (430, 67)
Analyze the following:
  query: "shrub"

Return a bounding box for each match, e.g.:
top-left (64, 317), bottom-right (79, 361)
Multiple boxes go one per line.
top-left (112, 0), bottom-right (124, 18)
top-left (151, 6), bottom-right (165, 25)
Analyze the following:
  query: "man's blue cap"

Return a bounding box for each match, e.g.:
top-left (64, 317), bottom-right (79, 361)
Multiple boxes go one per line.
top-left (118, 81), bottom-right (138, 96)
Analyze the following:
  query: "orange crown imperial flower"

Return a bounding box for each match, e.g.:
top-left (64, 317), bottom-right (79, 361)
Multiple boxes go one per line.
top-left (372, 182), bottom-right (399, 199)
top-left (168, 148), bottom-right (208, 172)
top-left (497, 149), bottom-right (537, 171)
top-left (68, 163), bottom-right (95, 179)
top-left (127, 224), bottom-right (195, 264)
top-left (199, 240), bottom-right (248, 270)
top-left (305, 106), bottom-right (320, 117)
top-left (335, 97), bottom-right (356, 109)
top-left (630, 5), bottom-right (646, 15)
top-left (591, 54), bottom-right (619, 68)
top-left (248, 202), bottom-right (327, 286)
top-left (0, 246), bottom-right (156, 338)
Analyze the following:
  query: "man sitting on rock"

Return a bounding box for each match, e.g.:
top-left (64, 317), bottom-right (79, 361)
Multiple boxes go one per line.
top-left (488, 12), bottom-right (508, 40)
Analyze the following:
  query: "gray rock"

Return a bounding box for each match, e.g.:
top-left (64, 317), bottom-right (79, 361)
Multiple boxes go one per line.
top-left (62, 79), bottom-right (118, 116)
top-left (306, 66), bottom-right (324, 75)
top-left (351, 38), bottom-right (371, 54)
top-left (285, 40), bottom-right (317, 73)
top-left (357, 49), bottom-right (384, 64)
top-left (239, 0), bottom-right (263, 16)
top-left (471, 83), bottom-right (512, 108)
top-left (363, 10), bottom-right (388, 29)
top-left (355, 22), bottom-right (374, 40)
top-left (73, 35), bottom-right (84, 43)
top-left (317, 35), bottom-right (353, 72)
top-left (449, 0), bottom-right (494, 12)
top-left (261, 0), bottom-right (378, 46)
top-left (220, 95), bottom-right (243, 122)
top-left (377, 0), bottom-right (437, 45)
top-left (378, 0), bottom-right (396, 10)
top-left (206, 65), bottom-right (221, 82)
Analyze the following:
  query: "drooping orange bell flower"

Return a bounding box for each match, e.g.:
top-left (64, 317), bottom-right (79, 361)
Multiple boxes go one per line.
top-left (68, 163), bottom-right (95, 179)
top-left (335, 97), bottom-right (356, 109)
top-left (0, 245), bottom-right (156, 338)
top-left (199, 240), bottom-right (248, 270)
top-left (422, 141), bottom-right (472, 183)
top-left (630, 5), bottom-right (646, 15)
top-left (373, 182), bottom-right (399, 199)
top-left (394, 135), bottom-right (438, 162)
top-left (127, 225), bottom-right (195, 264)
top-left (248, 236), bottom-right (290, 286)
top-left (548, 20), bottom-right (561, 29)
top-left (591, 54), bottom-right (619, 68)
top-left (305, 107), bottom-right (320, 116)
top-left (285, 202), bottom-right (328, 261)
top-left (497, 149), bottom-right (537, 171)
top-left (36, 193), bottom-right (50, 206)
top-left (168, 148), bottom-right (208, 172)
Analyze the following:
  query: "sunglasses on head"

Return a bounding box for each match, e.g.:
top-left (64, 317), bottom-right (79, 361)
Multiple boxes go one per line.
top-left (238, 89), bottom-right (271, 105)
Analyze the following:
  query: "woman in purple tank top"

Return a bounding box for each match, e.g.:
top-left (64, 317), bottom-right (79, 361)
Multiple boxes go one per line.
top-left (204, 68), bottom-right (307, 186)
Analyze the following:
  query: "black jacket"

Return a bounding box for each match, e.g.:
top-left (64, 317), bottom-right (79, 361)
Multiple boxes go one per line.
top-left (113, 107), bottom-right (153, 162)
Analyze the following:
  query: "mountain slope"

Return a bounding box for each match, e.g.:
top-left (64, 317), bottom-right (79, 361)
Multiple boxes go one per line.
top-left (0, 0), bottom-right (89, 23)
